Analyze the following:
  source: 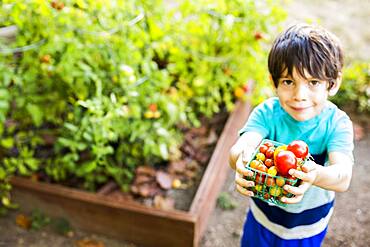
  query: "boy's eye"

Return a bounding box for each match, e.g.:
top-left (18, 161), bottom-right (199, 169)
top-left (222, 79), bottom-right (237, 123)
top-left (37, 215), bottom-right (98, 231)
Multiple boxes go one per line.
top-left (281, 79), bottom-right (293, 85)
top-left (309, 80), bottom-right (321, 86)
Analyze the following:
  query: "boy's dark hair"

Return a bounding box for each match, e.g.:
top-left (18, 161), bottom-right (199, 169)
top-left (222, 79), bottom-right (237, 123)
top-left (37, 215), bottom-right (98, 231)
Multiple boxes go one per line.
top-left (268, 23), bottom-right (344, 89)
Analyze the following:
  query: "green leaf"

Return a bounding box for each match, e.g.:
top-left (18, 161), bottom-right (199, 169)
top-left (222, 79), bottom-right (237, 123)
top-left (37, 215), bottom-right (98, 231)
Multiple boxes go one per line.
top-left (0, 167), bottom-right (6, 180)
top-left (25, 158), bottom-right (39, 171)
top-left (26, 104), bottom-right (43, 127)
top-left (0, 138), bottom-right (14, 149)
top-left (159, 143), bottom-right (169, 160)
top-left (77, 161), bottom-right (97, 176)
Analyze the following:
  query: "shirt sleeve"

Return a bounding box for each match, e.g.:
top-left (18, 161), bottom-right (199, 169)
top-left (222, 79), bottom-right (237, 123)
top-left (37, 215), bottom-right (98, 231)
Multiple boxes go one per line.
top-left (327, 113), bottom-right (354, 160)
top-left (238, 101), bottom-right (270, 138)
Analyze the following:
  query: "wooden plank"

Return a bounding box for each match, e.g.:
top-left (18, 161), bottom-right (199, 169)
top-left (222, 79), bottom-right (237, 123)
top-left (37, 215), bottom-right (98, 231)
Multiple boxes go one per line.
top-left (12, 178), bottom-right (196, 247)
top-left (190, 100), bottom-right (252, 244)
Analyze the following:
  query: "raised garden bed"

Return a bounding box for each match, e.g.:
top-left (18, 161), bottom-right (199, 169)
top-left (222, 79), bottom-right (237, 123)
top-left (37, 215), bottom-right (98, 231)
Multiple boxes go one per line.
top-left (10, 99), bottom-right (252, 247)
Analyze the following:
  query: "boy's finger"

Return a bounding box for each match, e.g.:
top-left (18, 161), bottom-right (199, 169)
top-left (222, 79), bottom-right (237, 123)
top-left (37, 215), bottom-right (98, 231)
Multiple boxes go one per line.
top-left (283, 184), bottom-right (304, 196)
top-left (301, 160), bottom-right (317, 173)
top-left (283, 181), bottom-right (310, 196)
top-left (235, 176), bottom-right (255, 188)
top-left (236, 156), bottom-right (254, 177)
top-left (280, 195), bottom-right (303, 204)
top-left (288, 169), bottom-right (308, 181)
top-left (236, 165), bottom-right (254, 177)
top-left (236, 184), bottom-right (254, 197)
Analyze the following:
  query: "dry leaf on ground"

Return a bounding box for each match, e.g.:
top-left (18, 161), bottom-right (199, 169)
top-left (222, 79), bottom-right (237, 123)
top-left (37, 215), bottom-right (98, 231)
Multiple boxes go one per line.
top-left (156, 171), bottom-right (172, 190)
top-left (154, 195), bottom-right (175, 210)
top-left (75, 239), bottom-right (105, 247)
top-left (15, 214), bottom-right (31, 230)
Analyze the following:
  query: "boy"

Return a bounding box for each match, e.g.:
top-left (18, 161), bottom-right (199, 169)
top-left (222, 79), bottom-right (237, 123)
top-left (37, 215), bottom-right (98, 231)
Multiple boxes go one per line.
top-left (229, 24), bottom-right (354, 247)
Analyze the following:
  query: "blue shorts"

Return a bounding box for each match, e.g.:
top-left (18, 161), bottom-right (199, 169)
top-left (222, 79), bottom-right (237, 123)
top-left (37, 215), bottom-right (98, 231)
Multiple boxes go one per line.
top-left (241, 210), bottom-right (327, 247)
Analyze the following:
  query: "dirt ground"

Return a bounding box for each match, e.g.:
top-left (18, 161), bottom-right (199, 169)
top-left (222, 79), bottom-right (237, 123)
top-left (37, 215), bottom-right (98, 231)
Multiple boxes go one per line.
top-left (0, 0), bottom-right (369, 246)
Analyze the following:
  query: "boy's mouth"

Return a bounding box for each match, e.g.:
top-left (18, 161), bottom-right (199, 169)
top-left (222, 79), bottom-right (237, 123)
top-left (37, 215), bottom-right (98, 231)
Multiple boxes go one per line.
top-left (290, 106), bottom-right (311, 112)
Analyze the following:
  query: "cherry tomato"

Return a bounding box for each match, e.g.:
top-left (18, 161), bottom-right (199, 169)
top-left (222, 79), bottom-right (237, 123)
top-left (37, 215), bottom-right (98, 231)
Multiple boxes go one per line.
top-left (265, 177), bottom-right (276, 187)
top-left (264, 159), bottom-right (273, 168)
top-left (265, 147), bottom-right (275, 159)
top-left (256, 163), bottom-right (268, 173)
top-left (276, 176), bottom-right (285, 187)
top-left (259, 145), bottom-right (268, 154)
top-left (267, 166), bottom-right (278, 176)
top-left (287, 140), bottom-right (309, 159)
top-left (269, 186), bottom-right (282, 197)
top-left (249, 160), bottom-right (261, 169)
top-left (275, 150), bottom-right (297, 177)
top-left (263, 193), bottom-right (271, 200)
top-left (255, 174), bottom-right (265, 184)
top-left (256, 153), bottom-right (266, 162)
top-left (264, 141), bottom-right (274, 148)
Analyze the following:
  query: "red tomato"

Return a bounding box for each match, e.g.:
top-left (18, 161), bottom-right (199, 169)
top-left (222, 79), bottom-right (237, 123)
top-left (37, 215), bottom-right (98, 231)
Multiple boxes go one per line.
top-left (264, 141), bottom-right (274, 148)
top-left (259, 145), bottom-right (268, 154)
top-left (287, 140), bottom-right (309, 159)
top-left (264, 159), bottom-right (273, 168)
top-left (255, 174), bottom-right (265, 184)
top-left (275, 150), bottom-right (297, 177)
top-left (265, 147), bottom-right (275, 158)
top-left (265, 177), bottom-right (276, 187)
top-left (263, 193), bottom-right (270, 200)
top-left (276, 176), bottom-right (285, 187)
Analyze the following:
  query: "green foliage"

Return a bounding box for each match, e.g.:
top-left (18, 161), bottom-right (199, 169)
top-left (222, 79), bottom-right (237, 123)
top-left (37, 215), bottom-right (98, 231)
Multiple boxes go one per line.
top-left (52, 217), bottom-right (72, 235)
top-left (331, 62), bottom-right (370, 113)
top-left (0, 0), bottom-right (286, 208)
top-left (217, 192), bottom-right (237, 210)
top-left (31, 208), bottom-right (51, 230)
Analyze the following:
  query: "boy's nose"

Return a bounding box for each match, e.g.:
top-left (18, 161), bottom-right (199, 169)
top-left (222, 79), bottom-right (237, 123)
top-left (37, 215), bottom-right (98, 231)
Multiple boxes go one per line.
top-left (293, 84), bottom-right (309, 101)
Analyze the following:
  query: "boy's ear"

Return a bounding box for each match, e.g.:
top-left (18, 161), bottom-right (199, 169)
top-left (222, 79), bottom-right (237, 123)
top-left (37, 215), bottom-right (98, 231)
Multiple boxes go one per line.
top-left (328, 73), bottom-right (342, 96)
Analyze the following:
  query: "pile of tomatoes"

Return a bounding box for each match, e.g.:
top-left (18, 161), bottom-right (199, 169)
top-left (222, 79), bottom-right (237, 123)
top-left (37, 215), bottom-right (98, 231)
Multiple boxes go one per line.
top-left (245, 139), bottom-right (309, 205)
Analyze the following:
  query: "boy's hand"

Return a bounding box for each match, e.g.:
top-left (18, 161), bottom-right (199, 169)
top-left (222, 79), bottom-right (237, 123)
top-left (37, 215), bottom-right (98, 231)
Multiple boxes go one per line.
top-left (235, 152), bottom-right (255, 197)
top-left (280, 160), bottom-right (318, 204)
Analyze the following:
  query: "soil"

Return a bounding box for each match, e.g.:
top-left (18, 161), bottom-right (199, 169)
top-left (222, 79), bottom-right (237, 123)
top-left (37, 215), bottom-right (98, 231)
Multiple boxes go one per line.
top-left (0, 1), bottom-right (369, 246)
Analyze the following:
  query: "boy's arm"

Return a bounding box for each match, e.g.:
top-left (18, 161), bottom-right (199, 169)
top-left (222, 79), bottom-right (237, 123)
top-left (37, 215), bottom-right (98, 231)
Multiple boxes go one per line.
top-left (229, 131), bottom-right (263, 170)
top-left (312, 151), bottom-right (353, 192)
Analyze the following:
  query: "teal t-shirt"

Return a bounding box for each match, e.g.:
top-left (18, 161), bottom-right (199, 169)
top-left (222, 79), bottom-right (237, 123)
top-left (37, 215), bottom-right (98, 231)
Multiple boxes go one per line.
top-left (239, 97), bottom-right (354, 162)
top-left (238, 97), bottom-right (354, 239)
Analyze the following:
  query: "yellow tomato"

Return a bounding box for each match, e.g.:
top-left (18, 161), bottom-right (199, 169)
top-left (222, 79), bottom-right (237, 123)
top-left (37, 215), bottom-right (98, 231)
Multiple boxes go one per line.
top-left (172, 179), bottom-right (182, 189)
top-left (144, 111), bottom-right (154, 118)
top-left (153, 111), bottom-right (161, 118)
top-left (255, 184), bottom-right (263, 192)
top-left (256, 153), bottom-right (266, 162)
top-left (276, 176), bottom-right (285, 187)
top-left (234, 87), bottom-right (245, 98)
top-left (267, 166), bottom-right (278, 176)
top-left (269, 186), bottom-right (282, 197)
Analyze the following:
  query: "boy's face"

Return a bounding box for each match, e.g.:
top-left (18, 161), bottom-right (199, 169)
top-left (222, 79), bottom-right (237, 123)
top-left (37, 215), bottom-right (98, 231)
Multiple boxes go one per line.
top-left (275, 68), bottom-right (335, 122)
